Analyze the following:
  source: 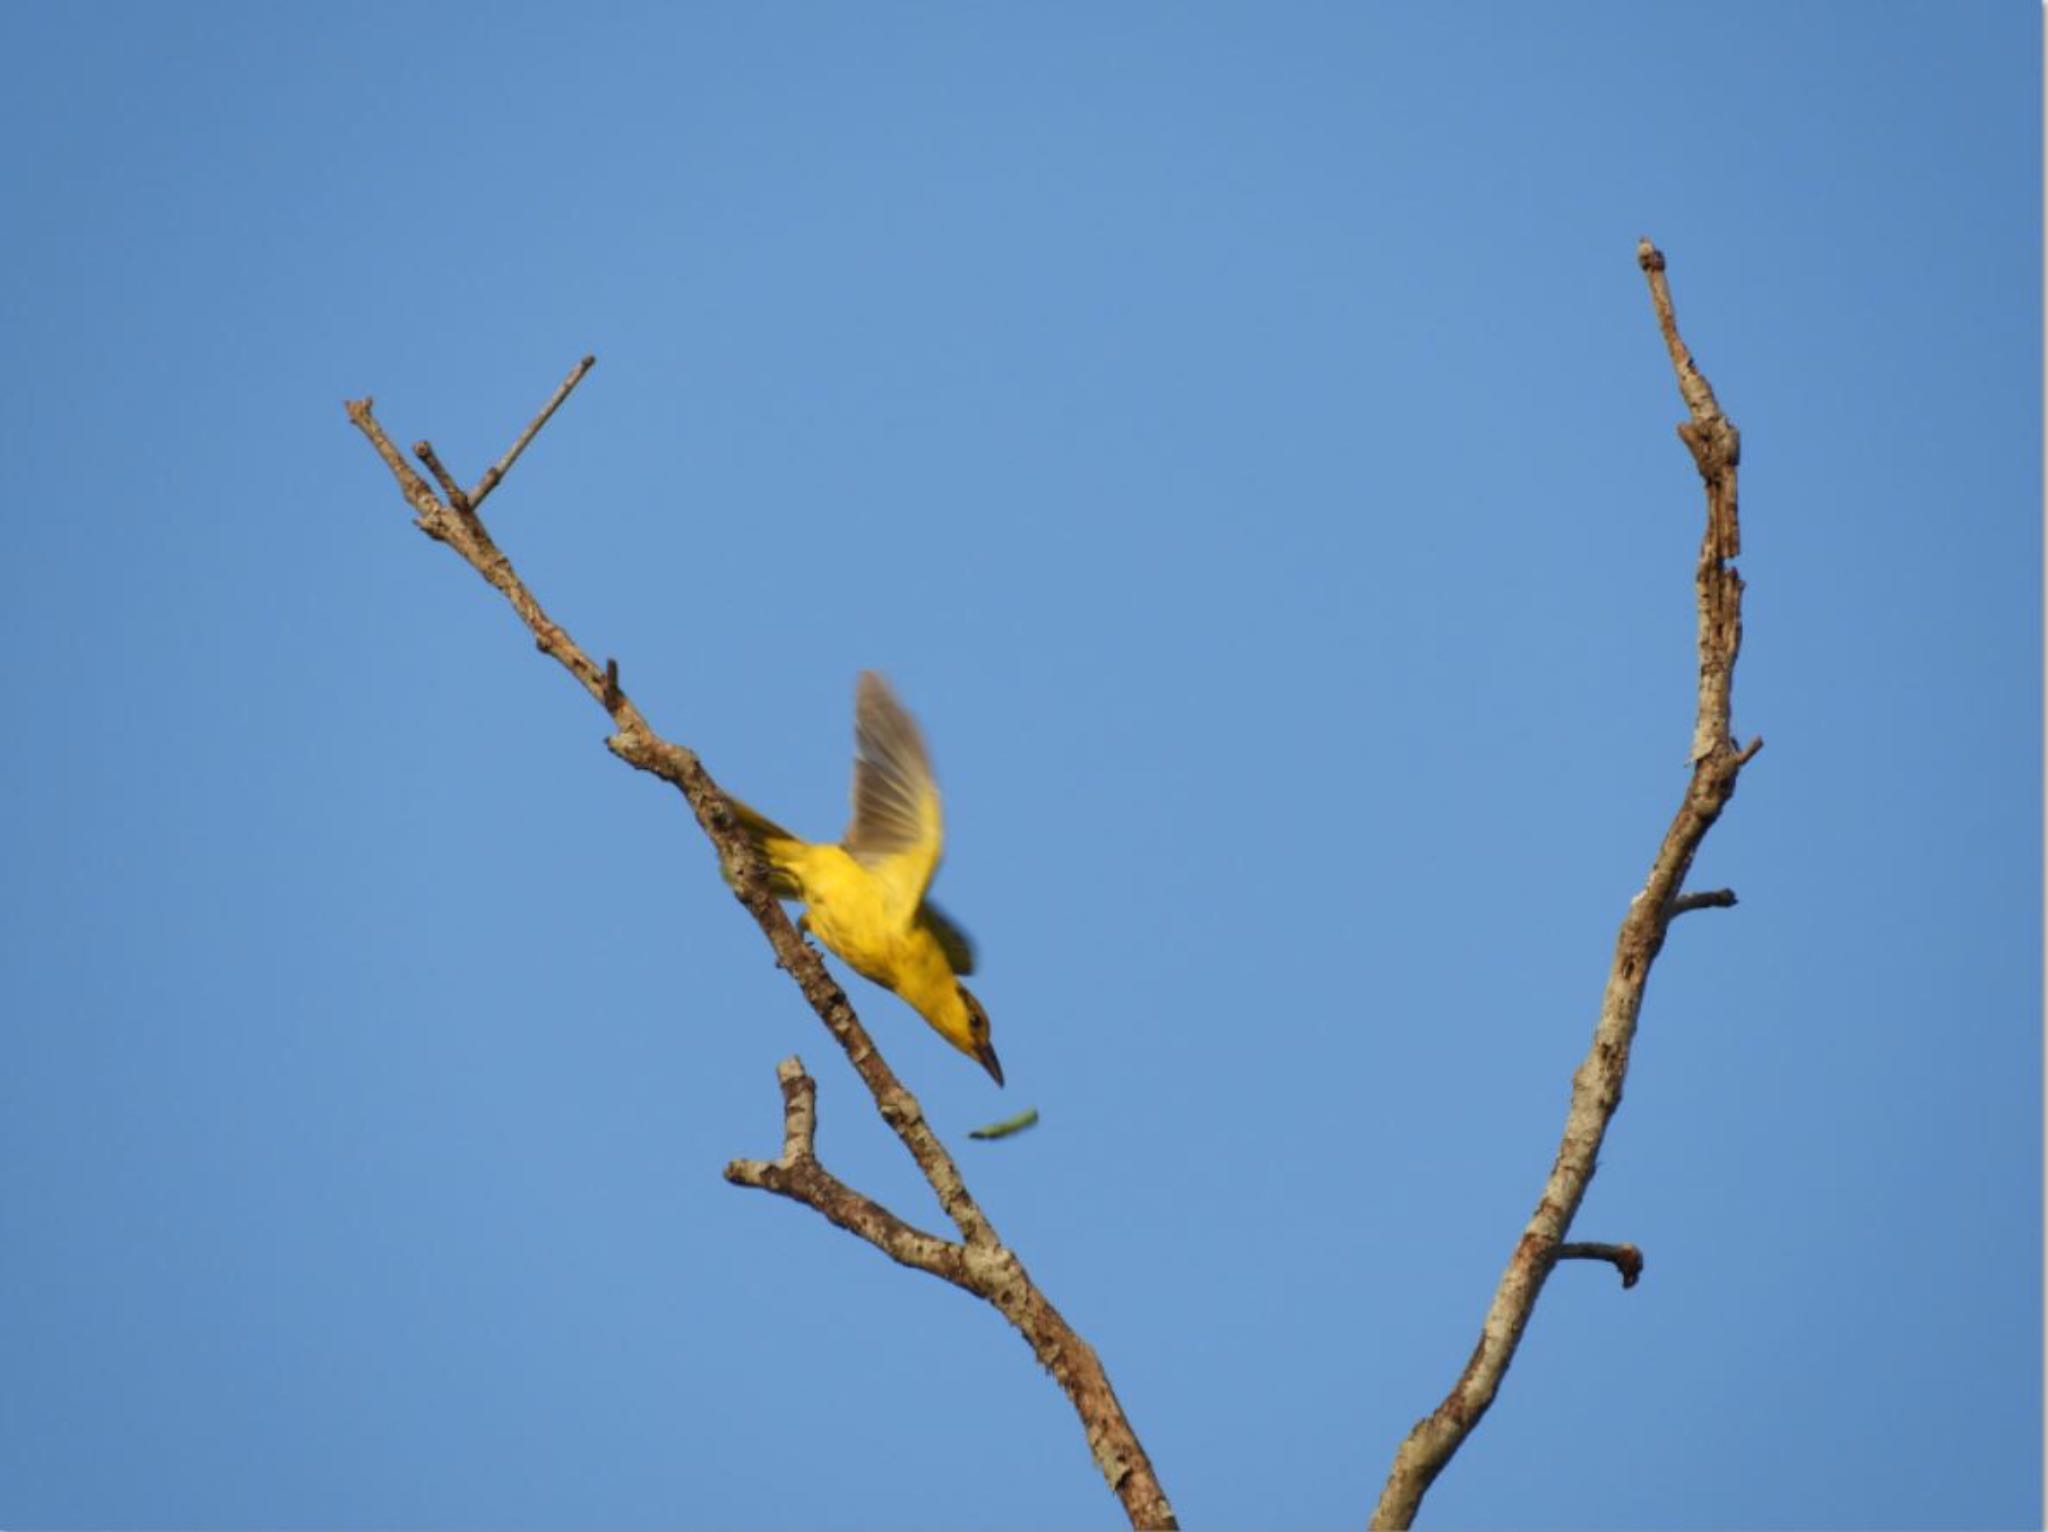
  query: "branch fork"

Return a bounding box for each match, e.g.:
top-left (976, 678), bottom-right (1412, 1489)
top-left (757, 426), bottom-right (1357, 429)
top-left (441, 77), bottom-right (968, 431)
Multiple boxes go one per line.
top-left (725, 1059), bottom-right (970, 1278)
top-left (346, 362), bottom-right (1177, 1531)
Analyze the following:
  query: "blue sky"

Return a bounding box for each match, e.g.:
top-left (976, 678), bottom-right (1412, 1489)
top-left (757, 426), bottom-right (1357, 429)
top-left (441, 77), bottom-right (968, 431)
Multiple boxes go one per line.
top-left (1, 5), bottom-right (2038, 1528)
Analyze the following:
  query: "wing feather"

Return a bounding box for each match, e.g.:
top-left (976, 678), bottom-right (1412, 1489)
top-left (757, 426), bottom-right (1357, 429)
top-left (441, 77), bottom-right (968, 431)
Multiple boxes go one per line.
top-left (843, 671), bottom-right (944, 914)
top-left (917, 900), bottom-right (977, 976)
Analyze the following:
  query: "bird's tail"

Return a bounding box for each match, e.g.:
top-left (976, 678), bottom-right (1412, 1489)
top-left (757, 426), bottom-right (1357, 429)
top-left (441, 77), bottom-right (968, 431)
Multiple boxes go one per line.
top-left (720, 794), bottom-right (806, 899)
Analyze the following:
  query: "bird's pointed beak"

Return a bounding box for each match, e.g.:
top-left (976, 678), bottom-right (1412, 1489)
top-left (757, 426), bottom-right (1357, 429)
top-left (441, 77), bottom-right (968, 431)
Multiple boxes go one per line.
top-left (975, 1039), bottom-right (1005, 1088)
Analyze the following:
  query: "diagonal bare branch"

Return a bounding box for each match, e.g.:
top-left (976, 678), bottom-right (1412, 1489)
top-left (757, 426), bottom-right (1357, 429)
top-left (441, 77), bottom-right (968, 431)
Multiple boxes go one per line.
top-left (725, 1059), bottom-right (969, 1277)
top-left (1370, 240), bottom-right (1762, 1529)
top-left (471, 354), bottom-right (596, 510)
top-left (716, 1056), bottom-right (1174, 1526)
top-left (344, 379), bottom-right (1177, 1531)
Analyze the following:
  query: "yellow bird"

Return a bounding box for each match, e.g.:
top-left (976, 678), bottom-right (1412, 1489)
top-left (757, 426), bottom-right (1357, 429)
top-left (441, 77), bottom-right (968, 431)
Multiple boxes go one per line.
top-left (724, 672), bottom-right (1002, 1085)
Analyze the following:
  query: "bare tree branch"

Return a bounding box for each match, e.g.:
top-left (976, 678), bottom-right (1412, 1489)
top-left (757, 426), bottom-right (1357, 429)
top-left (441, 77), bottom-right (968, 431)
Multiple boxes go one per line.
top-left (412, 440), bottom-right (471, 513)
top-left (1369, 240), bottom-right (1762, 1529)
top-left (1557, 1241), bottom-right (1645, 1290)
top-left (471, 353), bottom-right (595, 510)
top-left (1670, 888), bottom-right (1738, 917)
top-left (344, 374), bottom-right (1178, 1531)
top-left (725, 1059), bottom-right (970, 1276)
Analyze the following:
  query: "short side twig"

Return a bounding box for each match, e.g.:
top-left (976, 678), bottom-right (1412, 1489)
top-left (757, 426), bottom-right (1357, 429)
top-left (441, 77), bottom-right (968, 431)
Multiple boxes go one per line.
top-left (1370, 240), bottom-right (1762, 1529)
top-left (345, 375), bottom-right (1176, 1531)
top-left (1557, 1241), bottom-right (1645, 1290)
top-left (469, 354), bottom-right (595, 510)
top-left (1670, 888), bottom-right (1737, 917)
top-left (725, 1060), bottom-right (967, 1275)
top-left (723, 1054), bottom-right (1171, 1525)
top-left (412, 441), bottom-right (471, 513)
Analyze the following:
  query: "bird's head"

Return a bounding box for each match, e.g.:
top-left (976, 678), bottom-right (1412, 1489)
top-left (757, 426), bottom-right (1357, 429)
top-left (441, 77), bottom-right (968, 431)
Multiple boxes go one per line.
top-left (952, 985), bottom-right (1003, 1087)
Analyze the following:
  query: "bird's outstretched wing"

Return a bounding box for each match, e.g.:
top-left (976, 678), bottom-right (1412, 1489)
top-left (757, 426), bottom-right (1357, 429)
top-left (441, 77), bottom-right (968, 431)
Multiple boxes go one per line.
top-left (843, 671), bottom-right (944, 919)
top-left (917, 900), bottom-right (977, 976)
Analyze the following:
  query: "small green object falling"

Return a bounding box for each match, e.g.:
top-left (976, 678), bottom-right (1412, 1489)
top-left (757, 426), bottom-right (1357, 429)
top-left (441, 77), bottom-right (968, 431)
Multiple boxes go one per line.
top-left (968, 1107), bottom-right (1040, 1141)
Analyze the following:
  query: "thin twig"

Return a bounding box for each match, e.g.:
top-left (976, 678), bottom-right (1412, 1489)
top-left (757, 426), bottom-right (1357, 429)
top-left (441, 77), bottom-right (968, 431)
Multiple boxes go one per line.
top-left (344, 376), bottom-right (1177, 1531)
top-left (1670, 889), bottom-right (1737, 916)
top-left (724, 1059), bottom-right (968, 1275)
top-left (469, 353), bottom-right (597, 510)
top-left (1557, 1241), bottom-right (1645, 1289)
top-left (1370, 241), bottom-right (1762, 1529)
top-left (413, 440), bottom-right (472, 513)
top-left (718, 1056), bottom-right (1168, 1524)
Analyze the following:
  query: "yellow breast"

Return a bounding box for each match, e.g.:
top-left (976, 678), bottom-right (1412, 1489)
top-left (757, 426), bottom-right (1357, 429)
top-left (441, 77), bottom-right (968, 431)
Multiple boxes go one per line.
top-left (788, 844), bottom-right (913, 986)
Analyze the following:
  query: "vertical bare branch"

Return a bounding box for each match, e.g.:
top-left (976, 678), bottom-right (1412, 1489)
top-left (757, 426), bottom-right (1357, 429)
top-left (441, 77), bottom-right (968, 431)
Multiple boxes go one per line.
top-left (344, 377), bottom-right (1177, 1530)
top-left (1369, 240), bottom-right (1762, 1529)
